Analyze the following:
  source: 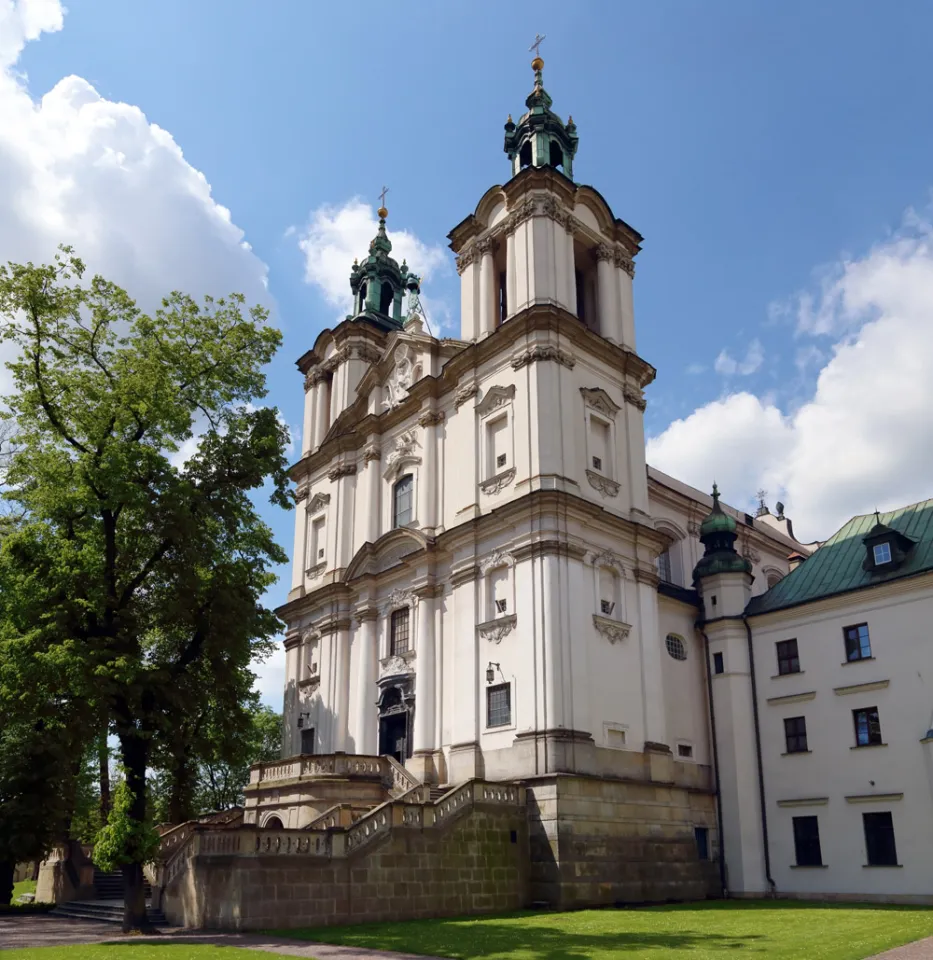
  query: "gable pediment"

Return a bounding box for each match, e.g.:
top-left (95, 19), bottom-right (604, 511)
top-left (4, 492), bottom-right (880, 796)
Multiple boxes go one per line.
top-left (345, 528), bottom-right (430, 581)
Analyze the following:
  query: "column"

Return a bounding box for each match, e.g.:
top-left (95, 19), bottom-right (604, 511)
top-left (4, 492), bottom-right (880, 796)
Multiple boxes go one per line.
top-left (313, 377), bottom-right (329, 450)
top-left (478, 238), bottom-right (496, 338)
top-left (413, 593), bottom-right (436, 754)
top-left (417, 412), bottom-right (442, 532)
top-left (365, 448), bottom-right (382, 543)
top-left (291, 496), bottom-right (307, 591)
top-left (596, 245), bottom-right (621, 343)
top-left (505, 230), bottom-right (516, 323)
top-left (635, 573), bottom-right (667, 748)
top-left (617, 255), bottom-right (636, 350)
top-left (329, 362), bottom-right (343, 425)
top-left (353, 612), bottom-right (378, 755)
top-left (624, 397), bottom-right (649, 514)
top-left (541, 551), bottom-right (564, 731)
top-left (302, 375), bottom-right (316, 454)
top-left (333, 624), bottom-right (350, 752)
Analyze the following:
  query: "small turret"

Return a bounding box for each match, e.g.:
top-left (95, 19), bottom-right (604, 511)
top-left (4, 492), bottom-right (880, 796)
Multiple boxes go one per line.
top-left (503, 54), bottom-right (579, 179)
top-left (694, 484), bottom-right (753, 583)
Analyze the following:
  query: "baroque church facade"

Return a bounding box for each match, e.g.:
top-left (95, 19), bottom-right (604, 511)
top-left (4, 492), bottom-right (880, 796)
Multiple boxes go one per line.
top-left (243, 58), bottom-right (931, 910)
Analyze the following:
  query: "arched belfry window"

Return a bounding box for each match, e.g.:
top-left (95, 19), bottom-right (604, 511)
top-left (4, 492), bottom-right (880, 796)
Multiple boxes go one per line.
top-left (358, 281), bottom-right (368, 313)
top-left (393, 474), bottom-right (413, 528)
top-left (519, 141), bottom-right (532, 168)
top-left (380, 281), bottom-right (394, 315)
top-left (549, 139), bottom-right (563, 168)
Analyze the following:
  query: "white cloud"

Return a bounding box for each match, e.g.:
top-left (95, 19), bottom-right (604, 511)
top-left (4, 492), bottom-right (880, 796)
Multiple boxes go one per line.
top-left (0, 0), bottom-right (269, 315)
top-left (714, 338), bottom-right (764, 376)
top-left (648, 214), bottom-right (933, 541)
top-left (686, 362), bottom-right (706, 375)
top-left (296, 199), bottom-right (449, 328)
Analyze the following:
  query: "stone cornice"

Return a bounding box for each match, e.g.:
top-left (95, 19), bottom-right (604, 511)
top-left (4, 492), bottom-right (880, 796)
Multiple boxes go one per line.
top-left (354, 606), bottom-right (379, 624)
top-left (766, 690), bottom-right (816, 706)
top-left (633, 566), bottom-right (661, 588)
top-left (833, 679), bottom-right (890, 696)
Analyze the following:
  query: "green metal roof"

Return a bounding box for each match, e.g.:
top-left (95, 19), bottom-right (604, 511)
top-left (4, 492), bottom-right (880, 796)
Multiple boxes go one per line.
top-left (746, 498), bottom-right (933, 616)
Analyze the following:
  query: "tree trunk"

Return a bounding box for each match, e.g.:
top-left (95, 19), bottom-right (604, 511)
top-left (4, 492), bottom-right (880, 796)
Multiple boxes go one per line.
top-left (167, 750), bottom-right (196, 824)
top-left (118, 733), bottom-right (155, 933)
top-left (98, 731), bottom-right (111, 823)
top-left (0, 859), bottom-right (14, 907)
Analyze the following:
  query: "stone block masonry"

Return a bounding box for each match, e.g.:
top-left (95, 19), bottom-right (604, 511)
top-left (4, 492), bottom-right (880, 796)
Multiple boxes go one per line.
top-left (164, 801), bottom-right (529, 930)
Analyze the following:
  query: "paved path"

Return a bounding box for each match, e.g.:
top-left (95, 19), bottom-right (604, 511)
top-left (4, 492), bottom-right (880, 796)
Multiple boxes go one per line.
top-left (869, 936), bottom-right (933, 959)
top-left (0, 914), bottom-right (444, 959)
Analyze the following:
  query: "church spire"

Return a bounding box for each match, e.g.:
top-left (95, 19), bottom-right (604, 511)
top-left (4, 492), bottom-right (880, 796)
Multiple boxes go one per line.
top-left (503, 40), bottom-right (579, 180)
top-left (693, 484), bottom-right (752, 582)
top-left (347, 195), bottom-right (422, 331)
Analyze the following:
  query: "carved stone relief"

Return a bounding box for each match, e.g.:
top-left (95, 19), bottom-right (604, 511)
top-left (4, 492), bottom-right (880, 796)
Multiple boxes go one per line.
top-left (455, 383), bottom-right (479, 408)
top-left (477, 615), bottom-right (517, 645)
top-left (511, 345), bottom-right (575, 371)
top-left (480, 467), bottom-right (516, 496)
top-left (622, 384), bottom-right (647, 412)
top-left (328, 463), bottom-right (357, 482)
top-left (479, 550), bottom-right (516, 574)
top-left (476, 384), bottom-right (516, 417)
top-left (308, 492), bottom-right (331, 514)
top-left (383, 344), bottom-right (416, 411)
top-left (380, 589), bottom-right (417, 615)
top-left (587, 470), bottom-right (621, 498)
top-left (385, 429), bottom-right (420, 471)
top-left (593, 615), bottom-right (632, 644)
top-left (580, 387), bottom-right (621, 420)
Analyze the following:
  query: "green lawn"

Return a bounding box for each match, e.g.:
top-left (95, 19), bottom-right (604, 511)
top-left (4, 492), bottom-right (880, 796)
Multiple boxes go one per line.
top-left (0, 948), bottom-right (300, 960)
top-left (270, 901), bottom-right (933, 960)
top-left (10, 879), bottom-right (38, 904)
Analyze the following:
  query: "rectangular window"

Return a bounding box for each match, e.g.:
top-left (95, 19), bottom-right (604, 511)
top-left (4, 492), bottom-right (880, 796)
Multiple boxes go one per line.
top-left (792, 816), bottom-right (823, 866)
top-left (657, 550), bottom-right (673, 583)
top-left (784, 716), bottom-right (809, 753)
top-left (863, 811), bottom-right (898, 866)
top-left (712, 651), bottom-right (724, 674)
top-left (589, 416), bottom-right (610, 477)
top-left (495, 598), bottom-right (508, 614)
top-left (853, 706), bottom-right (882, 746)
top-left (606, 727), bottom-right (626, 748)
top-left (694, 826), bottom-right (709, 860)
top-left (600, 599), bottom-right (615, 616)
top-left (393, 474), bottom-right (413, 528)
top-left (677, 744), bottom-right (694, 759)
top-left (300, 727), bottom-right (315, 756)
top-left (776, 638), bottom-right (800, 675)
top-left (309, 515), bottom-right (326, 567)
top-left (873, 542), bottom-right (892, 565)
top-left (844, 622), bottom-right (872, 661)
top-left (486, 413), bottom-right (508, 478)
top-left (390, 607), bottom-right (410, 657)
top-left (486, 682), bottom-right (511, 728)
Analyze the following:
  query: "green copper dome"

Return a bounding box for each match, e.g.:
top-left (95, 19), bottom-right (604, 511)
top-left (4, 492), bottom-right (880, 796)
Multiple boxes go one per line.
top-left (693, 484), bottom-right (752, 582)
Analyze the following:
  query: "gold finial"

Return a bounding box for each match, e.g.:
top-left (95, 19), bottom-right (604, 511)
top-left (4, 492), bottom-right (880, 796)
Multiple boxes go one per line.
top-left (377, 185), bottom-right (389, 221)
top-left (531, 56), bottom-right (544, 72)
top-left (568, 114), bottom-right (573, 123)
top-left (507, 113), bottom-right (513, 123)
top-left (377, 206), bottom-right (388, 220)
top-left (353, 257), bottom-right (358, 265)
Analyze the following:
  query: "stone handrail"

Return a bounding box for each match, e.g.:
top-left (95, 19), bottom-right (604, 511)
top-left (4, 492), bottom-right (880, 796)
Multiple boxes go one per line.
top-left (383, 755), bottom-right (421, 796)
top-left (250, 753), bottom-right (386, 784)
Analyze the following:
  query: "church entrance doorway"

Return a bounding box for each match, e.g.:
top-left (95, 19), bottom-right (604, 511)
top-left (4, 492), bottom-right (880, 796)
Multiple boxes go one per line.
top-left (377, 685), bottom-right (412, 762)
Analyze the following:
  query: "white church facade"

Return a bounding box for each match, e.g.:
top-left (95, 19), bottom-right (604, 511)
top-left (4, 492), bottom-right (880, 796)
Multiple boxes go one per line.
top-left (241, 56), bottom-right (933, 910)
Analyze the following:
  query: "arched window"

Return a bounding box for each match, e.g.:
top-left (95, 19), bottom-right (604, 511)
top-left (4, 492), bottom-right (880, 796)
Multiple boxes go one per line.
top-left (657, 549), bottom-right (673, 584)
top-left (549, 139), bottom-right (563, 168)
top-left (264, 815), bottom-right (284, 829)
top-left (519, 141), bottom-right (532, 168)
top-left (358, 281), bottom-right (368, 312)
top-left (393, 474), bottom-right (413, 528)
top-left (666, 633), bottom-right (687, 661)
top-left (380, 281), bottom-right (394, 315)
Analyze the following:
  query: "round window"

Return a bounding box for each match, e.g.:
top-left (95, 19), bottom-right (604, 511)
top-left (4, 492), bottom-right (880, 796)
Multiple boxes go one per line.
top-left (666, 634), bottom-right (687, 661)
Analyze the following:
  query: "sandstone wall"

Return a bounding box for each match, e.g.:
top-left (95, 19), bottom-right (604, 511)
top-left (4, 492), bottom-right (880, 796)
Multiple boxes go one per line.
top-left (165, 803), bottom-right (529, 930)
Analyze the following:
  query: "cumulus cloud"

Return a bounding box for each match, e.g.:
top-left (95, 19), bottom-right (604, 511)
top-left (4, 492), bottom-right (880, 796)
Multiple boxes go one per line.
top-left (714, 338), bottom-right (764, 376)
top-left (296, 198), bottom-right (450, 329)
top-left (0, 0), bottom-right (269, 314)
top-left (648, 213), bottom-right (933, 541)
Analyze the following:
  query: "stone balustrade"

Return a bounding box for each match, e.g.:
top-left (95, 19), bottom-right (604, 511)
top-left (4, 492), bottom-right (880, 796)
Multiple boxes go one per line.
top-left (249, 752), bottom-right (394, 785)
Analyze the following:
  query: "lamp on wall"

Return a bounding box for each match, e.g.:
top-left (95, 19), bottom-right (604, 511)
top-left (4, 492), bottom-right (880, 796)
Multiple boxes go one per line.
top-left (486, 662), bottom-right (502, 684)
top-left (297, 712), bottom-right (310, 729)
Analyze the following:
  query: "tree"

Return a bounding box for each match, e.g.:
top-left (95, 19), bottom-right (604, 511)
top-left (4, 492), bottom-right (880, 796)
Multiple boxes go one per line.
top-left (0, 250), bottom-right (289, 930)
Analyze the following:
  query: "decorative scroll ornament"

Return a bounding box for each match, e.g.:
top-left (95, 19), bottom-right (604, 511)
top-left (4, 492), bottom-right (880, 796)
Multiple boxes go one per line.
top-left (595, 243), bottom-right (615, 263)
top-left (455, 249), bottom-right (476, 275)
top-left (614, 250), bottom-right (635, 277)
top-left (593, 615), bottom-right (632, 644)
top-left (383, 344), bottom-right (415, 411)
top-left (379, 653), bottom-right (416, 681)
top-left (580, 387), bottom-right (621, 420)
top-left (294, 479), bottom-right (310, 502)
top-left (587, 470), bottom-right (620, 498)
top-left (455, 383), bottom-right (479, 408)
top-left (363, 446), bottom-right (382, 463)
top-left (479, 550), bottom-right (515, 574)
top-left (328, 463), bottom-right (357, 482)
top-left (477, 615), bottom-right (517, 645)
top-left (476, 384), bottom-right (515, 416)
top-left (418, 410), bottom-right (446, 428)
top-left (622, 384), bottom-right (647, 411)
top-left (587, 550), bottom-right (626, 575)
top-left (385, 429), bottom-right (420, 470)
top-left (308, 492), bottom-right (331, 513)
top-left (380, 588), bottom-right (417, 615)
top-left (305, 561), bottom-right (327, 580)
top-left (511, 345), bottom-right (575, 371)
top-left (354, 344), bottom-right (383, 364)
top-left (743, 544), bottom-right (762, 564)
top-left (480, 467), bottom-right (516, 496)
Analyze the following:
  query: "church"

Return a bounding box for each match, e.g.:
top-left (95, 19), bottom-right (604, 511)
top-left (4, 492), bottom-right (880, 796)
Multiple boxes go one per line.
top-left (190, 54), bottom-right (932, 926)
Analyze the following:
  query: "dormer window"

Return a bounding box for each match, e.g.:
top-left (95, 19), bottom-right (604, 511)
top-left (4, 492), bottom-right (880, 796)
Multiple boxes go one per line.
top-left (872, 542), bottom-right (892, 565)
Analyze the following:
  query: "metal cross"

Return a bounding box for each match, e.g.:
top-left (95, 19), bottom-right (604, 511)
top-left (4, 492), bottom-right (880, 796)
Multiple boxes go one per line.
top-left (378, 185), bottom-right (389, 208)
top-left (529, 33), bottom-right (546, 57)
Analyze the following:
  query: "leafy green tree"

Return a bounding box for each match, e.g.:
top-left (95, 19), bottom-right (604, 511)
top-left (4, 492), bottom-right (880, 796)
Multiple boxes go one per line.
top-left (0, 249), bottom-right (289, 930)
top-left (93, 776), bottom-right (160, 875)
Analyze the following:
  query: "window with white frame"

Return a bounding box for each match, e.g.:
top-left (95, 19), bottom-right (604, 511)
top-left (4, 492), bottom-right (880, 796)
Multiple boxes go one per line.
top-left (598, 565), bottom-right (619, 618)
top-left (485, 412), bottom-right (509, 476)
top-left (486, 682), bottom-right (512, 728)
top-left (393, 474), bottom-right (414, 528)
top-left (589, 415), bottom-right (610, 474)
top-left (488, 565), bottom-right (510, 619)
top-left (309, 514), bottom-right (326, 568)
top-left (656, 541), bottom-right (684, 586)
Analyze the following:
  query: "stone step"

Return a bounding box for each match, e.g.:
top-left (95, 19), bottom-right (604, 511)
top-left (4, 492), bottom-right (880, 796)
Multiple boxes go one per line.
top-left (429, 785), bottom-right (451, 802)
top-left (92, 869), bottom-right (152, 899)
top-left (52, 899), bottom-right (166, 926)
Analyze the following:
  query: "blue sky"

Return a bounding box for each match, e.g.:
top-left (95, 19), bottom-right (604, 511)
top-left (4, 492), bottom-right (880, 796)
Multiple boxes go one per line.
top-left (5, 0), bottom-right (933, 704)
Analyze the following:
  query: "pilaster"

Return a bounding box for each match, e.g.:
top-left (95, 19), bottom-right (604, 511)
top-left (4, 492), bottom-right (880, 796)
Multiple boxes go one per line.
top-left (352, 609), bottom-right (378, 755)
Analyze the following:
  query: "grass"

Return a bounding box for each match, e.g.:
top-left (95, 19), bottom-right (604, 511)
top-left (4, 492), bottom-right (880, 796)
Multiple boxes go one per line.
top-left (269, 901), bottom-right (933, 960)
top-left (12, 879), bottom-right (38, 903)
top-left (0, 948), bottom-right (305, 960)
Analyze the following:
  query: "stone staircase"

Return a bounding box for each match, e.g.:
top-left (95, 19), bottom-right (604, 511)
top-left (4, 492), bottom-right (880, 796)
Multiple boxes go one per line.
top-left (52, 869), bottom-right (166, 925)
